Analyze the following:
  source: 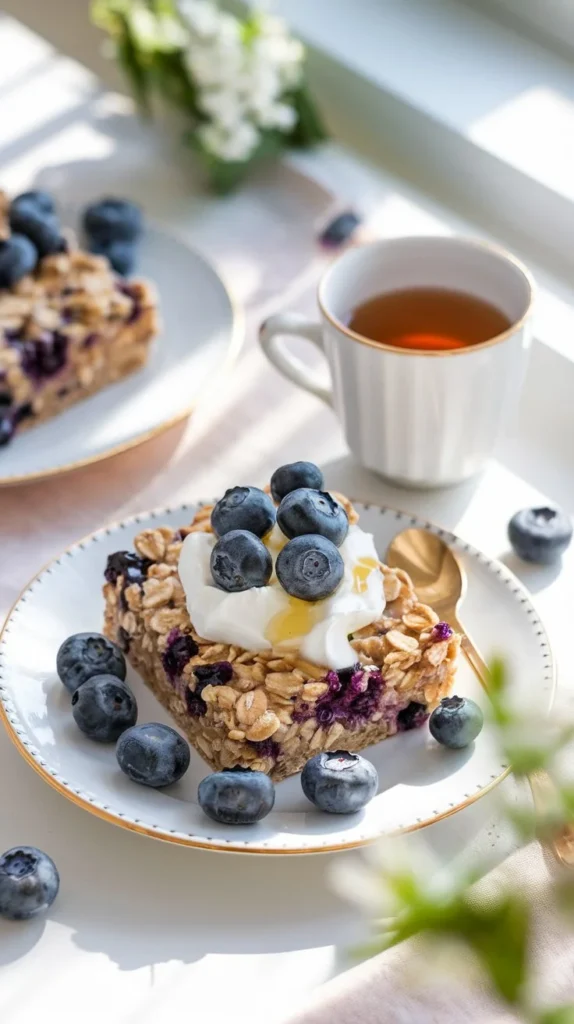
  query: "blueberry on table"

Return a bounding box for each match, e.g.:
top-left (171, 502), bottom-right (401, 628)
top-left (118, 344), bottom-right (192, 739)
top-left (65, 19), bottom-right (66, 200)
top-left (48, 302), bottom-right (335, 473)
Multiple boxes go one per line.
top-left (270, 461), bottom-right (324, 503)
top-left (89, 239), bottom-right (137, 277)
top-left (210, 529), bottom-right (272, 592)
top-left (276, 534), bottom-right (344, 601)
top-left (9, 202), bottom-right (63, 257)
top-left (116, 723), bottom-right (190, 787)
top-left (57, 631), bottom-right (126, 694)
top-left (12, 190), bottom-right (55, 216)
top-left (508, 507), bottom-right (572, 565)
top-left (198, 767), bottom-right (275, 825)
top-left (318, 210), bottom-right (362, 248)
top-left (72, 674), bottom-right (137, 742)
top-left (277, 488), bottom-right (348, 546)
top-left (211, 485), bottom-right (276, 538)
top-left (429, 695), bottom-right (483, 749)
top-left (301, 750), bottom-right (378, 813)
top-left (0, 235), bottom-right (38, 288)
top-left (0, 846), bottom-right (59, 920)
top-left (83, 197), bottom-right (143, 243)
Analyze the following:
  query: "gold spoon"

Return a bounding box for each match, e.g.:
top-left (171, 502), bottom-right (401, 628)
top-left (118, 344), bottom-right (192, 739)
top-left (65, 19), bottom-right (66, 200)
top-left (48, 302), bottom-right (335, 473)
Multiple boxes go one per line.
top-left (386, 527), bottom-right (574, 868)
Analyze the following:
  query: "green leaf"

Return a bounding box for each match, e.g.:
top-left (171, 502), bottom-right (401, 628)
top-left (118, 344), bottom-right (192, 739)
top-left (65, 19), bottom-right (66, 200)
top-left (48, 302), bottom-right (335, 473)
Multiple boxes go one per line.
top-left (537, 1007), bottom-right (574, 1024)
top-left (116, 12), bottom-right (152, 112)
top-left (488, 657), bottom-right (508, 697)
top-left (457, 895), bottom-right (530, 1006)
top-left (287, 86), bottom-right (328, 148)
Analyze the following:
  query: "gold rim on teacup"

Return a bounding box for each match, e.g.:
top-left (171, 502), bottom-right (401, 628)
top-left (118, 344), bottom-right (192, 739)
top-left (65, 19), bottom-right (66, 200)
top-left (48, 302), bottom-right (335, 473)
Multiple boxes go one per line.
top-left (317, 236), bottom-right (536, 358)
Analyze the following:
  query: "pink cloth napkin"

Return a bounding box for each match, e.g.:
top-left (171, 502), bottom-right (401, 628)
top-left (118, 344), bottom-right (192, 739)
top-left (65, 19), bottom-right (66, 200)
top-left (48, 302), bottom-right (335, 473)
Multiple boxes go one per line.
top-left (288, 843), bottom-right (574, 1024)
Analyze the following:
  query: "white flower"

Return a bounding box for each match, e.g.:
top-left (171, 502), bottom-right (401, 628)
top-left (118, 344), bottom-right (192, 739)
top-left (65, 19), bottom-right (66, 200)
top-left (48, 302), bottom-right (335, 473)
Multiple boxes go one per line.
top-left (199, 119), bottom-right (260, 162)
top-left (241, 61), bottom-right (281, 110)
top-left (257, 14), bottom-right (291, 39)
top-left (185, 38), bottom-right (244, 88)
top-left (199, 88), bottom-right (247, 130)
top-left (179, 0), bottom-right (220, 38)
top-left (255, 101), bottom-right (297, 131)
top-left (252, 33), bottom-right (304, 88)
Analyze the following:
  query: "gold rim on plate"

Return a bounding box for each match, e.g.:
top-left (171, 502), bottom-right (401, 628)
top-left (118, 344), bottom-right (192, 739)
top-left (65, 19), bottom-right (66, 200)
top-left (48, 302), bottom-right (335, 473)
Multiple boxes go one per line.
top-left (0, 501), bottom-right (556, 854)
top-left (0, 247), bottom-right (245, 488)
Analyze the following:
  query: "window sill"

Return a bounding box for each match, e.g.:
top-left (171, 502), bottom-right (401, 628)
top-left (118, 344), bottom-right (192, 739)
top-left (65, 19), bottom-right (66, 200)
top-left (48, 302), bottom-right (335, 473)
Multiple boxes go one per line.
top-left (247, 0), bottom-right (574, 284)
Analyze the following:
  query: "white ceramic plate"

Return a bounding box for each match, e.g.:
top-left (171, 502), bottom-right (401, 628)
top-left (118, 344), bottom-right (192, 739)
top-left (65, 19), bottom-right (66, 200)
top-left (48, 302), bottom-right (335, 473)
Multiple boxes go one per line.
top-left (0, 225), bottom-right (242, 485)
top-left (0, 502), bottom-right (554, 855)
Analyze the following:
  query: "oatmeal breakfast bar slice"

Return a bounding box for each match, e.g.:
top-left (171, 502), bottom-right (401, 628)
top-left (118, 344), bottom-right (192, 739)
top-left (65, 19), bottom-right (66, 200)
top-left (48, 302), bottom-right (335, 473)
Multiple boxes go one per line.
top-left (103, 498), bottom-right (460, 782)
top-left (0, 195), bottom-right (157, 446)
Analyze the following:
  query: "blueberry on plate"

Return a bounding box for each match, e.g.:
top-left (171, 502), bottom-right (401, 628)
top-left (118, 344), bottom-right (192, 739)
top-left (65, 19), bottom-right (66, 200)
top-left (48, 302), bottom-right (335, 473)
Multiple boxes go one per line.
top-left (429, 695), bottom-right (483, 749)
top-left (12, 190), bottom-right (55, 216)
top-left (270, 461), bottom-right (324, 503)
top-left (9, 201), bottom-right (63, 257)
top-left (83, 197), bottom-right (143, 244)
top-left (277, 488), bottom-right (348, 546)
top-left (71, 674), bottom-right (137, 742)
top-left (116, 722), bottom-right (190, 787)
top-left (57, 631), bottom-right (126, 694)
top-left (276, 534), bottom-right (344, 601)
top-left (0, 846), bottom-right (59, 920)
top-left (508, 507), bottom-right (573, 565)
top-left (210, 529), bottom-right (272, 592)
top-left (211, 485), bottom-right (276, 538)
top-left (0, 235), bottom-right (38, 288)
top-left (89, 239), bottom-right (137, 277)
top-left (198, 767), bottom-right (275, 824)
top-left (301, 750), bottom-right (378, 814)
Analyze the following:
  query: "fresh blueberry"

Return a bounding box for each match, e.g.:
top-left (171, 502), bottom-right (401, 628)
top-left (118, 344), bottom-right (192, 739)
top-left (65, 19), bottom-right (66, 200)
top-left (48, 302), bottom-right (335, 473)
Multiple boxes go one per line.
top-left (276, 534), bottom-right (344, 601)
top-left (319, 210), bottom-right (362, 248)
top-left (0, 846), bottom-right (59, 920)
top-left (198, 767), bottom-right (275, 824)
top-left (508, 507), bottom-right (573, 565)
top-left (301, 750), bottom-right (378, 813)
top-left (429, 695), bottom-right (484, 749)
top-left (211, 486), bottom-right (276, 538)
top-left (57, 632), bottom-right (126, 694)
top-left (277, 488), bottom-right (348, 546)
top-left (71, 674), bottom-right (137, 742)
top-left (0, 235), bottom-right (38, 288)
top-left (83, 197), bottom-right (143, 243)
top-left (270, 461), bottom-right (324, 503)
top-left (9, 202), bottom-right (63, 257)
top-left (210, 529), bottom-right (272, 592)
top-left (12, 190), bottom-right (55, 216)
top-left (116, 723), bottom-right (190, 787)
top-left (89, 239), bottom-right (137, 277)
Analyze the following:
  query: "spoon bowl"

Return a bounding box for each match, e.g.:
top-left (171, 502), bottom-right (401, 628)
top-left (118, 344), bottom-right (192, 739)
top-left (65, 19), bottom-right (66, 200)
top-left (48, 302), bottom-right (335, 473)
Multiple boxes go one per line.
top-left (386, 527), bottom-right (466, 622)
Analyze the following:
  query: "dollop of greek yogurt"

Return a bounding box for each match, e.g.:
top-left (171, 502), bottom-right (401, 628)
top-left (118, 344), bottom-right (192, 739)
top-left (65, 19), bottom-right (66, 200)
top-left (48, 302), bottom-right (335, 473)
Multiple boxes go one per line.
top-left (178, 524), bottom-right (385, 670)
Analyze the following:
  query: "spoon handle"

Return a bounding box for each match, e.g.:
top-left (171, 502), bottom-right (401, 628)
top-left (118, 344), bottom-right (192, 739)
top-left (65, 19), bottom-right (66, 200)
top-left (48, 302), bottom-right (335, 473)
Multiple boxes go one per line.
top-left (451, 615), bottom-right (490, 685)
top-left (453, 615), bottom-right (573, 866)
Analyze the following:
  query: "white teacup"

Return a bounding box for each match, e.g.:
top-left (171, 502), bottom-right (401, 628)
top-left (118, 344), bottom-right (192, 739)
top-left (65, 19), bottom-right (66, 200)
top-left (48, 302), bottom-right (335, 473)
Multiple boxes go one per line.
top-left (259, 236), bottom-right (535, 488)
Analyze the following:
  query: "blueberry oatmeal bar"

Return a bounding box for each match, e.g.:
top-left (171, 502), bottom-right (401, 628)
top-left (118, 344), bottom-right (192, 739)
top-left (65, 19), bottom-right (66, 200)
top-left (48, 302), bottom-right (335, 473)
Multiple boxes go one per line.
top-left (0, 190), bottom-right (157, 446)
top-left (103, 482), bottom-right (460, 782)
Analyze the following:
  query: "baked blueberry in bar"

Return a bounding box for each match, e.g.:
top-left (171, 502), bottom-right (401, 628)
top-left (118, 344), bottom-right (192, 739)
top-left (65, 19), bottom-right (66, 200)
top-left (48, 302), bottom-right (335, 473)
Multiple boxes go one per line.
top-left (103, 491), bottom-right (460, 782)
top-left (0, 190), bottom-right (158, 446)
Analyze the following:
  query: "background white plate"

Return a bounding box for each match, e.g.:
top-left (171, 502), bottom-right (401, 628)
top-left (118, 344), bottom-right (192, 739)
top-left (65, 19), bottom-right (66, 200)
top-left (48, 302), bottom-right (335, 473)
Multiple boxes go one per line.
top-left (0, 225), bottom-right (242, 485)
top-left (0, 502), bottom-right (554, 854)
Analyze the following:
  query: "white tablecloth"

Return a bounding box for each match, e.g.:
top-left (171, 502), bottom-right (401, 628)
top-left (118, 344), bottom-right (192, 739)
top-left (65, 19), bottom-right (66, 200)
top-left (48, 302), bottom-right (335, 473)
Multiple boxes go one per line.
top-left (1, 10), bottom-right (574, 1024)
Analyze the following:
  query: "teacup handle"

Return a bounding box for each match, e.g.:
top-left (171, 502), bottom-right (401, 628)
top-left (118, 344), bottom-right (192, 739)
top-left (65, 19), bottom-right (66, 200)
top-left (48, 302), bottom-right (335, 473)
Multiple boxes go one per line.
top-left (259, 313), bottom-right (333, 406)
